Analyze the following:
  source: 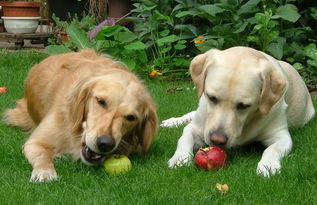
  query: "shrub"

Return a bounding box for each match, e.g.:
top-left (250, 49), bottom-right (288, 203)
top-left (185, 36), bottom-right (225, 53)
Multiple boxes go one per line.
top-left (46, 0), bottom-right (317, 89)
top-left (128, 0), bottom-right (317, 89)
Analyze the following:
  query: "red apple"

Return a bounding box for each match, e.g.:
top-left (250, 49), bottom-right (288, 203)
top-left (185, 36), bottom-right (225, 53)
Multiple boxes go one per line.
top-left (0, 86), bottom-right (7, 94)
top-left (194, 146), bottom-right (227, 170)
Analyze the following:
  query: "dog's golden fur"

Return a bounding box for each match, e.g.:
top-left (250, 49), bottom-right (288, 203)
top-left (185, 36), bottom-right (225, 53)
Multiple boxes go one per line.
top-left (3, 49), bottom-right (158, 182)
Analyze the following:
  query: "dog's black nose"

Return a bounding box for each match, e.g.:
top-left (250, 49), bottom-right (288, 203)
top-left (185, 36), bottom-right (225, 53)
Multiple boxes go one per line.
top-left (96, 136), bottom-right (115, 153)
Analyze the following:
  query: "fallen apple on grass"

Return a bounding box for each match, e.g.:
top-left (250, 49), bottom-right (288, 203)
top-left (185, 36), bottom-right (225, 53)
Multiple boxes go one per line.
top-left (0, 86), bottom-right (7, 94)
top-left (194, 146), bottom-right (227, 170)
top-left (103, 154), bottom-right (132, 175)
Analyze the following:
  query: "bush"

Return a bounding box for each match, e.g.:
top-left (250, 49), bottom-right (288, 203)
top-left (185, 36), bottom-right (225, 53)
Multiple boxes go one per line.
top-left (46, 0), bottom-right (317, 89)
top-left (127, 0), bottom-right (317, 89)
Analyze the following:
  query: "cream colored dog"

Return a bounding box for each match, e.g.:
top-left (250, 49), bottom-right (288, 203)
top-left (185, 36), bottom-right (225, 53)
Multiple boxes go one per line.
top-left (4, 49), bottom-right (158, 183)
top-left (162, 46), bottom-right (315, 177)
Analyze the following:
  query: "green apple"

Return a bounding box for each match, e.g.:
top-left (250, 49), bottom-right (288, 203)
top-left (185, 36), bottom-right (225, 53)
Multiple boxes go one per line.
top-left (103, 154), bottom-right (132, 175)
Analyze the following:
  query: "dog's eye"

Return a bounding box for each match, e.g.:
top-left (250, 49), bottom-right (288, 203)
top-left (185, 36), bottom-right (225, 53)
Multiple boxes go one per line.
top-left (209, 96), bottom-right (218, 104)
top-left (236, 103), bottom-right (250, 110)
top-left (96, 98), bottom-right (106, 107)
top-left (126, 115), bottom-right (136, 121)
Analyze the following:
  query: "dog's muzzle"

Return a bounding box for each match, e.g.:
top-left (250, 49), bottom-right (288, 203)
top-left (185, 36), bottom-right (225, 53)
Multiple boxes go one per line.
top-left (81, 143), bottom-right (105, 164)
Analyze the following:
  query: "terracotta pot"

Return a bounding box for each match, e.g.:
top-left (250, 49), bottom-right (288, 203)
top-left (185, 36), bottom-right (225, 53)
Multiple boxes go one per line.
top-left (0, 1), bottom-right (42, 17)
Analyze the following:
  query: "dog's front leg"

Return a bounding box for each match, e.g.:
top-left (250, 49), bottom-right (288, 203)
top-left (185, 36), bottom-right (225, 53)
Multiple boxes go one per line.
top-left (257, 129), bottom-right (292, 177)
top-left (160, 111), bottom-right (196, 128)
top-left (168, 123), bottom-right (196, 168)
top-left (23, 116), bottom-right (60, 183)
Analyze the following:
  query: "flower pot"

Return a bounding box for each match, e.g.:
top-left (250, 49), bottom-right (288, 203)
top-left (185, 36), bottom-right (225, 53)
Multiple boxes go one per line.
top-left (0, 1), bottom-right (42, 17)
top-left (1, 16), bottom-right (41, 34)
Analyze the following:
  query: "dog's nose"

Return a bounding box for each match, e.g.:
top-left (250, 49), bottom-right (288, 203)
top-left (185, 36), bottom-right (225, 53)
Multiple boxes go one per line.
top-left (96, 136), bottom-right (116, 153)
top-left (210, 131), bottom-right (228, 146)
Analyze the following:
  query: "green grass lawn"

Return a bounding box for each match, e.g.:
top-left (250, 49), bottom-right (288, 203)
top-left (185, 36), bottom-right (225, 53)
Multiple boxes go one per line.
top-left (0, 49), bottom-right (316, 204)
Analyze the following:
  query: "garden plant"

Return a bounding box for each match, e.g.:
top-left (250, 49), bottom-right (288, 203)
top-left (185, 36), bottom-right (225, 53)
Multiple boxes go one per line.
top-left (46, 0), bottom-right (317, 90)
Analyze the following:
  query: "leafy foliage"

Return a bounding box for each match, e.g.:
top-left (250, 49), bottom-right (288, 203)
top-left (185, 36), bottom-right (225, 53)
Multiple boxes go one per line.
top-left (128, 0), bottom-right (317, 88)
top-left (46, 0), bottom-right (317, 88)
top-left (95, 25), bottom-right (147, 71)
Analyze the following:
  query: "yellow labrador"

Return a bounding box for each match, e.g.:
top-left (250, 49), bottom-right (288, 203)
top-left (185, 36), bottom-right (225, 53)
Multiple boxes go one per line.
top-left (162, 46), bottom-right (315, 177)
top-left (4, 49), bottom-right (158, 182)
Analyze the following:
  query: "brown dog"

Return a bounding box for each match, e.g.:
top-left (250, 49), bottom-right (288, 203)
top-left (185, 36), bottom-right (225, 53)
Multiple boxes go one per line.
top-left (4, 49), bottom-right (158, 183)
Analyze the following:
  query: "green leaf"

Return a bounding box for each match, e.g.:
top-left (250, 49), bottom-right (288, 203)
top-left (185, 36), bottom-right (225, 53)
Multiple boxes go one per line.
top-left (172, 4), bottom-right (184, 12)
top-left (175, 10), bottom-right (198, 18)
top-left (96, 25), bottom-right (127, 40)
top-left (45, 45), bottom-right (72, 55)
top-left (102, 47), bottom-right (121, 56)
top-left (267, 20), bottom-right (279, 29)
top-left (198, 4), bottom-right (225, 16)
top-left (247, 35), bottom-right (259, 43)
top-left (142, 5), bottom-right (157, 11)
top-left (255, 13), bottom-right (266, 23)
top-left (195, 39), bottom-right (223, 52)
top-left (293, 62), bottom-right (304, 70)
top-left (307, 59), bottom-right (317, 67)
top-left (174, 24), bottom-right (198, 36)
top-left (153, 10), bottom-right (171, 22)
top-left (286, 57), bottom-right (294, 63)
top-left (233, 22), bottom-right (248, 33)
top-left (173, 58), bottom-right (190, 67)
top-left (117, 31), bottom-right (137, 43)
top-left (305, 44), bottom-right (317, 67)
top-left (310, 8), bottom-right (317, 20)
top-left (174, 44), bottom-right (186, 50)
top-left (161, 46), bottom-right (172, 53)
top-left (66, 24), bottom-right (93, 49)
top-left (124, 41), bottom-right (146, 50)
top-left (254, 24), bottom-right (263, 30)
top-left (237, 0), bottom-right (260, 15)
top-left (94, 40), bottom-right (106, 52)
top-left (276, 4), bottom-right (301, 23)
top-left (160, 30), bottom-right (170, 37)
top-left (122, 59), bottom-right (136, 70)
top-left (156, 35), bottom-right (181, 46)
top-left (266, 37), bottom-right (286, 59)
top-left (136, 50), bottom-right (148, 63)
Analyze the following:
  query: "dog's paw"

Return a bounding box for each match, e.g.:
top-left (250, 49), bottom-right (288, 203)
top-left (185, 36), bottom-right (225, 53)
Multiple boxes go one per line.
top-left (256, 159), bottom-right (281, 177)
top-left (168, 153), bottom-right (192, 168)
top-left (30, 168), bottom-right (58, 183)
top-left (160, 118), bottom-right (181, 128)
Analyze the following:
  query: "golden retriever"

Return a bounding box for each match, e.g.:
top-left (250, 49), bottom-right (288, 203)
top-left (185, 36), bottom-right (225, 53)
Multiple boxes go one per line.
top-left (3, 49), bottom-right (158, 183)
top-left (161, 46), bottom-right (315, 177)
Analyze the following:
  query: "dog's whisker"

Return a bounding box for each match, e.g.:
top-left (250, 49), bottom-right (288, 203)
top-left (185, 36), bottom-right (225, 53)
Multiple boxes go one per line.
top-left (115, 146), bottom-right (126, 155)
top-left (119, 139), bottom-right (129, 148)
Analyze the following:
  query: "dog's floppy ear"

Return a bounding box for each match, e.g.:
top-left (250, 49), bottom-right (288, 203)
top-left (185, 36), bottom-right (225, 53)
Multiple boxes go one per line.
top-left (67, 78), bottom-right (93, 135)
top-left (190, 49), bottom-right (218, 97)
top-left (259, 61), bottom-right (286, 115)
top-left (137, 100), bottom-right (158, 153)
